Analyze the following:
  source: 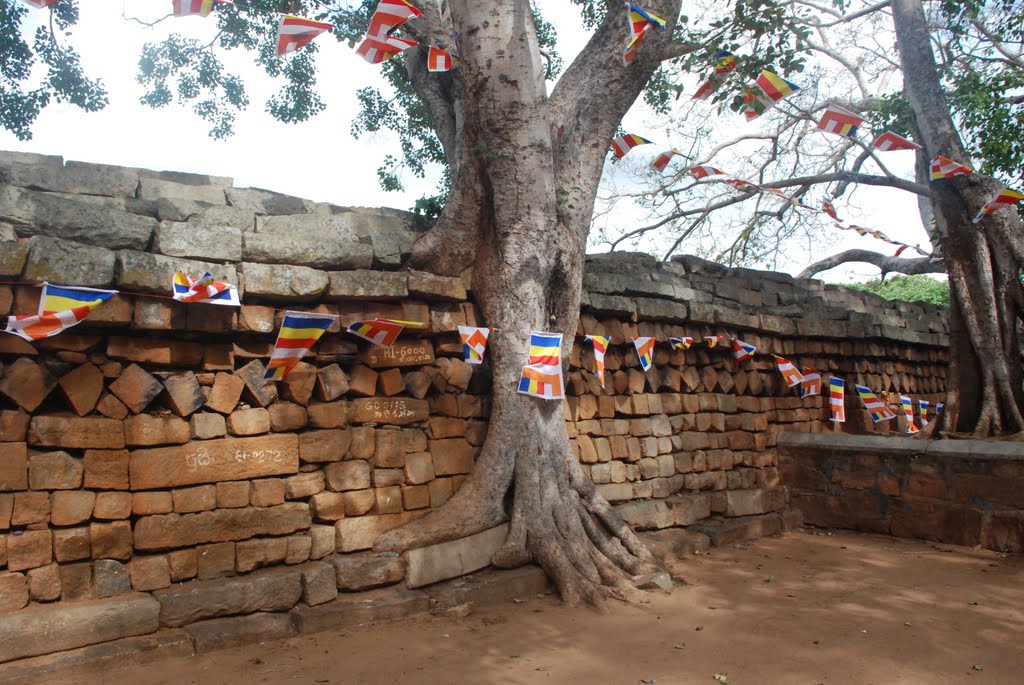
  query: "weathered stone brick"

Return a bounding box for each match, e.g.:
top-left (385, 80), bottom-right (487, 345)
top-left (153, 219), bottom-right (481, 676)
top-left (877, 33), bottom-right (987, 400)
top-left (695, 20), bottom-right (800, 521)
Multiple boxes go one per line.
top-left (124, 414), bottom-right (191, 447)
top-left (27, 563), bottom-right (61, 601)
top-left (83, 449), bottom-right (130, 489)
top-left (11, 491), bottom-right (49, 525)
top-left (402, 484), bottom-right (430, 510)
top-left (307, 401), bottom-right (348, 429)
top-left (191, 412), bottom-right (227, 440)
top-left (58, 363), bottom-right (104, 416)
top-left (237, 305), bottom-right (276, 333)
top-left (347, 365), bottom-right (378, 397)
top-left (28, 416), bottom-right (125, 450)
top-left (227, 408), bottom-right (271, 436)
top-left (0, 441), bottom-right (28, 490)
top-left (206, 372), bottom-right (244, 414)
top-left (285, 471), bottom-right (325, 499)
top-left (128, 555), bottom-right (172, 591)
top-left (50, 490), bottom-right (95, 525)
top-left (350, 398), bottom-right (429, 426)
top-left (173, 484), bottom-right (217, 513)
top-left (132, 491), bottom-right (173, 515)
top-left (429, 477), bottom-right (453, 507)
top-left (334, 512), bottom-right (421, 552)
top-left (250, 478), bottom-right (285, 507)
top-left (429, 439), bottom-right (476, 475)
top-left (197, 542), bottom-right (235, 580)
top-left (106, 336), bottom-right (204, 367)
top-left (58, 562), bottom-right (93, 600)
top-left (0, 572), bottom-right (28, 613)
top-left (285, 535), bottom-right (312, 565)
top-left (325, 460), bottom-right (371, 492)
top-left (168, 548), bottom-right (198, 581)
top-left (93, 491), bottom-right (132, 520)
top-left (130, 433), bottom-right (298, 489)
top-left (235, 538), bottom-right (288, 573)
top-left (343, 489), bottom-right (375, 516)
top-left (96, 393), bottom-right (129, 420)
top-left (310, 491), bottom-right (347, 521)
top-left (162, 372), bottom-right (205, 417)
top-left (132, 298), bottom-right (185, 330)
top-left (93, 559), bottom-right (130, 598)
top-left (309, 524), bottom-right (335, 559)
top-left (299, 429), bottom-right (351, 463)
top-left (269, 402), bottom-right (308, 432)
top-left (108, 363), bottom-right (163, 415)
top-left (315, 364), bottom-right (349, 402)
top-left (7, 529), bottom-right (52, 571)
top-left (240, 261), bottom-right (329, 301)
top-left (154, 569), bottom-right (302, 628)
top-left (0, 358), bottom-right (56, 412)
top-left (90, 521), bottom-right (132, 560)
top-left (0, 410), bottom-right (29, 442)
top-left (235, 360), bottom-right (278, 407)
top-left (133, 503), bottom-right (310, 550)
top-left (281, 362), bottom-right (317, 406)
top-left (53, 527), bottom-right (91, 562)
top-left (215, 480), bottom-right (250, 508)
top-left (403, 452), bottom-right (434, 485)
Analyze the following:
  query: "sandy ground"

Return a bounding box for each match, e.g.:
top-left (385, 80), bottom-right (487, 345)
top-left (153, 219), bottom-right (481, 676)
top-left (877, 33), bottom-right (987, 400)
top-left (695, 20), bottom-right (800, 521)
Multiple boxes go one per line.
top-left (43, 529), bottom-right (1024, 685)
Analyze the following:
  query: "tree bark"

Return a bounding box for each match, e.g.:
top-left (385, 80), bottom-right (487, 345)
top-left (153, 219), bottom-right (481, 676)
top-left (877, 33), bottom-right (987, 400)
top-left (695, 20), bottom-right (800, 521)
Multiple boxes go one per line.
top-left (891, 0), bottom-right (1024, 437)
top-left (377, 0), bottom-right (683, 603)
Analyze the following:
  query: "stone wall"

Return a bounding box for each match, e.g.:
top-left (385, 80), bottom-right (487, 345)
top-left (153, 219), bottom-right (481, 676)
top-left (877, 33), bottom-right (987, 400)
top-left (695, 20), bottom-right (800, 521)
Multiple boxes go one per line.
top-left (0, 150), bottom-right (950, 664)
top-left (779, 433), bottom-right (1024, 552)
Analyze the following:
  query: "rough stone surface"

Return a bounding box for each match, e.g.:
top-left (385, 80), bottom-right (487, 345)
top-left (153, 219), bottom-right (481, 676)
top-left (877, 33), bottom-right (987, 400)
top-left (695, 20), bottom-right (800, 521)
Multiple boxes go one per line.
top-left (0, 358), bottom-right (56, 412)
top-left (93, 559), bottom-right (131, 598)
top-left (130, 434), bottom-right (298, 489)
top-left (350, 398), bottom-right (429, 426)
top-left (124, 415), bottom-right (191, 447)
top-left (30, 449), bottom-right (85, 490)
top-left (244, 215), bottom-right (373, 269)
top-left (241, 262), bottom-right (328, 301)
top-left (154, 221), bottom-right (243, 262)
top-left (163, 372), bottom-right (205, 417)
top-left (153, 571), bottom-right (302, 627)
top-left (331, 555), bottom-right (406, 591)
top-left (116, 250), bottom-right (237, 295)
top-left (185, 612), bottom-right (296, 653)
top-left (22, 235), bottom-right (117, 287)
top-left (404, 524), bottom-right (508, 588)
top-left (334, 512), bottom-right (422, 553)
top-left (28, 416), bottom-right (125, 450)
top-left (109, 364), bottom-right (164, 414)
top-left (134, 503), bottom-right (311, 550)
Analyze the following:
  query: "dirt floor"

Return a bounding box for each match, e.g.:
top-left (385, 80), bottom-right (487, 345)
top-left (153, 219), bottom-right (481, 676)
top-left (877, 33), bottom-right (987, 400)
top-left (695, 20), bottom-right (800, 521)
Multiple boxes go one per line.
top-left (42, 529), bottom-right (1024, 685)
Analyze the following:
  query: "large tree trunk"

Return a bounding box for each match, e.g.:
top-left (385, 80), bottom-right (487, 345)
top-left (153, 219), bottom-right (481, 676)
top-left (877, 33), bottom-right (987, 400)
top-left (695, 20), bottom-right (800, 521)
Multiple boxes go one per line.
top-left (892, 0), bottom-right (1024, 437)
top-left (375, 0), bottom-right (686, 603)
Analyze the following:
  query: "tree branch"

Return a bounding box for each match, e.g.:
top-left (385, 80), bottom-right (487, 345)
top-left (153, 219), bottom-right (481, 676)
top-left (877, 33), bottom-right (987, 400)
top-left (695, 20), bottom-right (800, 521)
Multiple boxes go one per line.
top-left (763, 170), bottom-right (933, 197)
top-left (797, 249), bottom-right (945, 278)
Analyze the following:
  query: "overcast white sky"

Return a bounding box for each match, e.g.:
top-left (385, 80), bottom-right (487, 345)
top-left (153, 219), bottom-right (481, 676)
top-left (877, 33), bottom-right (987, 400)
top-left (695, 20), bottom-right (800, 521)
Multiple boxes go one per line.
top-left (2, 0), bottom-right (931, 282)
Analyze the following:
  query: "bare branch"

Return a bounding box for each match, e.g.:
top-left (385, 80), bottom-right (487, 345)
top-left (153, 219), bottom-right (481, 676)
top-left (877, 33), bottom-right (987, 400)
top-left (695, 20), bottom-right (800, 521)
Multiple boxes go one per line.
top-left (763, 170), bottom-right (933, 197)
top-left (797, 249), bottom-right (945, 278)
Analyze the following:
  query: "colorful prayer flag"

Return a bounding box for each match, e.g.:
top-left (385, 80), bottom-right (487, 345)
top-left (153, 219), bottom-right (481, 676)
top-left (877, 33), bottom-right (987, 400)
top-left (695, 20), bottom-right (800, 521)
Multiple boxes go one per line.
top-left (458, 326), bottom-right (490, 364)
top-left (669, 336), bottom-right (692, 350)
top-left (773, 355), bottom-right (804, 387)
top-left (871, 131), bottom-right (921, 152)
top-left (822, 199), bottom-right (839, 220)
top-left (757, 70), bottom-right (800, 101)
top-left (585, 334), bottom-right (610, 388)
top-left (610, 133), bottom-right (654, 158)
top-left (704, 335), bottom-right (720, 348)
top-left (633, 336), bottom-right (655, 373)
top-left (19, 0), bottom-right (60, 8)
top-left (936, 402), bottom-right (944, 414)
top-left (930, 155), bottom-right (973, 180)
top-left (855, 384), bottom-right (897, 423)
top-left (742, 71), bottom-right (800, 120)
top-left (689, 165), bottom-right (726, 179)
top-left (3, 284), bottom-right (117, 342)
top-left (652, 149), bottom-right (685, 173)
top-left (427, 46), bottom-right (454, 72)
top-left (919, 399), bottom-right (930, 426)
top-left (829, 377), bottom-right (846, 422)
top-left (973, 187), bottom-right (1024, 223)
top-left (732, 338), bottom-right (756, 362)
top-left (816, 105), bottom-right (864, 138)
top-left (725, 178), bottom-right (757, 191)
top-left (900, 395), bottom-right (919, 434)
top-left (623, 3), bottom-right (667, 65)
top-left (365, 0), bottom-right (421, 38)
top-left (171, 271), bottom-right (240, 306)
top-left (172, 0), bottom-right (232, 17)
top-left (801, 368), bottom-right (821, 398)
top-left (277, 15), bottom-right (334, 56)
top-left (265, 311), bottom-right (337, 380)
top-left (347, 319), bottom-right (406, 347)
top-left (356, 34), bottom-right (418, 63)
top-left (519, 331), bottom-right (564, 400)
top-left (692, 50), bottom-right (738, 100)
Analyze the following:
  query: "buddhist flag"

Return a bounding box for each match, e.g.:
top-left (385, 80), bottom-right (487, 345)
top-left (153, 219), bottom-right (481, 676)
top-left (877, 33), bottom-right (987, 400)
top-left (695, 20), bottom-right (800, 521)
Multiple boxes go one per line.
top-left (277, 15), bottom-right (334, 56)
top-left (4, 283), bottom-right (117, 342)
top-left (265, 311), bottom-right (338, 380)
top-left (919, 399), bottom-right (930, 426)
top-left (689, 165), bottom-right (726, 179)
top-left (930, 155), bottom-right (973, 180)
top-left (829, 377), bottom-right (846, 422)
top-left (816, 105), bottom-right (864, 138)
top-left (365, 0), bottom-right (421, 38)
top-left (519, 331), bottom-right (564, 400)
top-left (704, 335), bottom-right (720, 348)
top-left (19, 0), bottom-right (60, 8)
top-left (773, 355), bottom-right (804, 387)
top-left (171, 271), bottom-right (240, 306)
top-left (725, 178), bottom-right (757, 191)
top-left (611, 133), bottom-right (654, 158)
top-left (458, 326), bottom-right (490, 364)
top-left (822, 199), bottom-right (839, 221)
top-left (347, 319), bottom-right (406, 347)
top-left (692, 50), bottom-right (738, 100)
top-left (900, 395), bottom-right (919, 434)
top-left (801, 368), bottom-right (821, 398)
top-left (427, 46), bottom-right (454, 72)
top-left (742, 71), bottom-right (799, 120)
top-left (669, 336), bottom-right (692, 350)
top-left (172, 0), bottom-right (232, 17)
top-left (855, 384), bottom-right (897, 423)
top-left (733, 339), bottom-right (756, 362)
top-left (973, 187), bottom-right (1024, 223)
top-left (632, 336), bottom-right (655, 373)
top-left (356, 34), bottom-right (418, 63)
top-left (623, 3), bottom-right (667, 65)
top-left (871, 131), bottom-right (921, 152)
top-left (585, 334), bottom-right (610, 388)
top-left (652, 149), bottom-right (684, 173)
top-left (936, 402), bottom-right (944, 414)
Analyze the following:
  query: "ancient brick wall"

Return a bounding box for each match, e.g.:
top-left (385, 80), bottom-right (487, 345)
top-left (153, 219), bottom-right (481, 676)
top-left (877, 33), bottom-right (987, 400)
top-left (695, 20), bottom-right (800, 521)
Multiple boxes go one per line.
top-left (779, 434), bottom-right (1024, 552)
top-left (0, 150), bottom-right (950, 662)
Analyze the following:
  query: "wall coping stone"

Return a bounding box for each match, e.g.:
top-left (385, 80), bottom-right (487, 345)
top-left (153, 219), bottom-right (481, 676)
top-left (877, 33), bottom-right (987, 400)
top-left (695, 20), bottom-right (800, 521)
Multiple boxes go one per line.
top-left (778, 432), bottom-right (1023, 461)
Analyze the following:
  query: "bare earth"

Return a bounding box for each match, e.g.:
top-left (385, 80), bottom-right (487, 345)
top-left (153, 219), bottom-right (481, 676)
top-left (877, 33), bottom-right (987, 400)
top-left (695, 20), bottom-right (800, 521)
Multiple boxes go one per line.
top-left (43, 529), bottom-right (1023, 685)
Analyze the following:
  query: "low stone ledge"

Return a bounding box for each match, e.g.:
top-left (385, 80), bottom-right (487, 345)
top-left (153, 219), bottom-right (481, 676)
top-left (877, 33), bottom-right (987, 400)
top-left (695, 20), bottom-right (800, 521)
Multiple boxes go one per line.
top-left (424, 565), bottom-right (550, 608)
top-left (290, 587), bottom-right (430, 634)
top-left (404, 524), bottom-right (508, 589)
top-left (153, 569), bottom-right (303, 628)
top-left (777, 433), bottom-right (1024, 462)
top-left (0, 629), bottom-right (192, 684)
top-left (184, 612), bottom-right (296, 654)
top-left (690, 508), bottom-right (803, 547)
top-left (0, 593), bottom-right (160, 664)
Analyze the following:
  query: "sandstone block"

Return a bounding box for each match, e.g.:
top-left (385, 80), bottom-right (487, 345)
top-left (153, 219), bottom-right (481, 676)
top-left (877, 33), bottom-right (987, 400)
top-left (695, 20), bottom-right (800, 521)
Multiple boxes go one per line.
top-left (90, 521), bottom-right (132, 560)
top-left (59, 562), bottom-right (93, 600)
top-left (132, 491), bottom-right (173, 516)
top-left (128, 555), bottom-right (171, 592)
top-left (0, 410), bottom-right (29, 442)
top-left (299, 429), bottom-right (351, 463)
top-left (330, 555), bottom-right (406, 592)
top-left (27, 563), bottom-right (61, 601)
top-left (334, 512), bottom-right (422, 553)
top-left (226, 187), bottom-right (316, 215)
top-left (7, 529), bottom-right (52, 571)
top-left (361, 339), bottom-right (435, 369)
top-left (93, 491), bottom-right (132, 520)
top-left (51, 490), bottom-right (95, 525)
top-left (185, 613), bottom-right (296, 654)
top-left (0, 593), bottom-right (160, 663)
top-left (206, 372), bottom-right (244, 414)
top-left (309, 524), bottom-right (335, 559)
top-left (93, 558), bottom-right (130, 599)
top-left (133, 503), bottom-right (311, 550)
top-left (0, 442), bottom-right (28, 490)
top-left (244, 215), bottom-right (373, 269)
top-left (22, 235), bottom-right (116, 287)
top-left (0, 573), bottom-right (28, 613)
top-left (315, 364), bottom-right (349, 401)
top-left (403, 452), bottom-right (434, 485)
top-left (285, 471), bottom-right (325, 499)
top-left (250, 478), bottom-right (285, 507)
top-left (405, 525), bottom-right (509, 589)
top-left (191, 412), bottom-right (226, 440)
top-left (153, 571), bottom-right (302, 628)
top-left (12, 491), bottom-right (49, 525)
top-left (132, 298), bottom-right (185, 330)
top-left (347, 366), bottom-right (378, 397)
top-left (0, 241), bottom-right (27, 277)
top-left (240, 262), bottom-right (328, 301)
top-left (28, 416), bottom-right (124, 450)
top-left (286, 535), bottom-right (312, 564)
top-left (310, 491), bottom-right (347, 521)
top-left (235, 538), bottom-right (288, 573)
top-left (130, 433), bottom-right (298, 489)
top-left (197, 542), bottom-right (235, 580)
top-left (235, 360), bottom-right (278, 407)
top-left (238, 305), bottom-right (276, 333)
top-left (227, 408), bottom-right (271, 436)
top-left (350, 398), bottom-right (429, 426)
top-left (58, 363), bottom-right (104, 416)
top-left (402, 484), bottom-right (429, 510)
top-left (109, 364), bottom-right (162, 414)
top-left (307, 402), bottom-right (348, 428)
top-left (168, 548), bottom-right (198, 581)
top-left (154, 221), bottom-right (242, 261)
top-left (96, 393), bottom-right (129, 420)
top-left (53, 527), bottom-right (91, 562)
top-left (281, 362), bottom-right (317, 405)
top-left (172, 485), bottom-right (217, 513)
top-left (106, 336), bottom-right (204, 367)
top-left (162, 372), bottom-right (205, 417)
top-left (325, 460), bottom-right (370, 492)
top-left (0, 358), bottom-right (56, 412)
top-left (269, 402), bottom-right (308, 432)
top-left (407, 271), bottom-right (466, 301)
top-left (84, 449), bottom-right (130, 489)
top-left (299, 560), bottom-right (337, 606)
top-left (429, 439), bottom-right (476, 475)
top-left (124, 415), bottom-right (191, 447)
